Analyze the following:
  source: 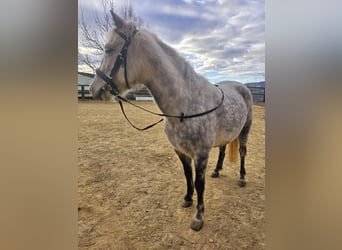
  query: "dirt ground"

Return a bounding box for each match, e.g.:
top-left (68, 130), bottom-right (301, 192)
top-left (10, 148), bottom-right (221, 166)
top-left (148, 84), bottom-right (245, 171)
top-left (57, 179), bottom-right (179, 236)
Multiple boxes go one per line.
top-left (78, 100), bottom-right (265, 249)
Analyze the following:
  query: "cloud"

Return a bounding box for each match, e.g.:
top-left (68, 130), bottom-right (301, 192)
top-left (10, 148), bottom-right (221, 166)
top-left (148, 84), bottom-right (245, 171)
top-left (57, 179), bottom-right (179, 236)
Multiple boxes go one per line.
top-left (78, 46), bottom-right (99, 55)
top-left (131, 0), bottom-right (265, 82)
top-left (78, 0), bottom-right (265, 83)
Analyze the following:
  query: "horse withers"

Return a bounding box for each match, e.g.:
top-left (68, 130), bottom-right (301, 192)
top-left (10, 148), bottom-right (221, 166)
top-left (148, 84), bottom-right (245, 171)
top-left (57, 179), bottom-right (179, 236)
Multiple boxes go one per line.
top-left (90, 11), bottom-right (253, 231)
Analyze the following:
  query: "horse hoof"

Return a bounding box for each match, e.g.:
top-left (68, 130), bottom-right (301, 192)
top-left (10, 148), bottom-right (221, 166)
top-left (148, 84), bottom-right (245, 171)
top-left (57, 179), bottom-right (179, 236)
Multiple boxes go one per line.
top-left (238, 179), bottom-right (246, 187)
top-left (182, 199), bottom-right (193, 208)
top-left (190, 217), bottom-right (203, 231)
top-left (211, 171), bottom-right (219, 178)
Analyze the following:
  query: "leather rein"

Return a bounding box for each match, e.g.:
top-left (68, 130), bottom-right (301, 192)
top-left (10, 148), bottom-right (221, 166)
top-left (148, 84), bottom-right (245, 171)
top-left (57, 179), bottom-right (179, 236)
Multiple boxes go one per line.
top-left (95, 29), bottom-right (225, 131)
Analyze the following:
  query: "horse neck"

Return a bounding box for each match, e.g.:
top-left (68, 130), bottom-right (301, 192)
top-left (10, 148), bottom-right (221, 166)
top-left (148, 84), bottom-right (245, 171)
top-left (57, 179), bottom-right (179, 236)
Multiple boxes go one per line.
top-left (134, 32), bottom-right (208, 116)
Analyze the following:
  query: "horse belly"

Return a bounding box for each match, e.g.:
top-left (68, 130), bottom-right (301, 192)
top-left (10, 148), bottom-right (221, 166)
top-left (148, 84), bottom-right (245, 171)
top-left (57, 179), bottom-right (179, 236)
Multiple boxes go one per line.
top-left (213, 107), bottom-right (247, 147)
top-left (164, 120), bottom-right (215, 158)
top-left (213, 126), bottom-right (242, 147)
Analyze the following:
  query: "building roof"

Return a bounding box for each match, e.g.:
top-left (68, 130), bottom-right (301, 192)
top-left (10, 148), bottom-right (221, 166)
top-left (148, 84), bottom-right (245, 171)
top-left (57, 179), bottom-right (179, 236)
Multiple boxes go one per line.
top-left (78, 72), bottom-right (94, 85)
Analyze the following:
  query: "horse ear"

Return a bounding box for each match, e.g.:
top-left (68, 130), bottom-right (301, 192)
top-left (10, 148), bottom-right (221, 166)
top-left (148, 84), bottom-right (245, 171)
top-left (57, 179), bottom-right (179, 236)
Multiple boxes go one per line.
top-left (110, 10), bottom-right (126, 29)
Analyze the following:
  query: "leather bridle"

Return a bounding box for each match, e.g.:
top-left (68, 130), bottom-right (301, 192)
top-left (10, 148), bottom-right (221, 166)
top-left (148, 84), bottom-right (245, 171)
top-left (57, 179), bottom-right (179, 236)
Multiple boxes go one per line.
top-left (94, 28), bottom-right (225, 131)
top-left (95, 29), bottom-right (138, 96)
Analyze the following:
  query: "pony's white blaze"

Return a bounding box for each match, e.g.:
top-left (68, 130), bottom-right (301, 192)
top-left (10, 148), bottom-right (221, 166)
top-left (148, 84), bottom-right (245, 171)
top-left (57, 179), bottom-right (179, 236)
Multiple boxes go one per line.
top-left (93, 11), bottom-right (253, 231)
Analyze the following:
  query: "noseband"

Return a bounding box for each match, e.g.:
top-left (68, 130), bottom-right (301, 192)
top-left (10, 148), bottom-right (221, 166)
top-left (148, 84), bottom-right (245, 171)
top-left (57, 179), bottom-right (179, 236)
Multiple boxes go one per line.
top-left (95, 29), bottom-right (138, 96)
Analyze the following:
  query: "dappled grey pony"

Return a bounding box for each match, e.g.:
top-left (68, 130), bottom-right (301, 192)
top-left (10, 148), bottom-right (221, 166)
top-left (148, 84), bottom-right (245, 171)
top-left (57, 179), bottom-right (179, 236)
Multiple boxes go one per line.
top-left (90, 11), bottom-right (253, 231)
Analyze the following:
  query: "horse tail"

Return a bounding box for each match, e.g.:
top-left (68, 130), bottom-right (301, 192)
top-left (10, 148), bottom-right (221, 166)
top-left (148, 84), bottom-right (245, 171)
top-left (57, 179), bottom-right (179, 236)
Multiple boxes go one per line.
top-left (228, 138), bottom-right (239, 163)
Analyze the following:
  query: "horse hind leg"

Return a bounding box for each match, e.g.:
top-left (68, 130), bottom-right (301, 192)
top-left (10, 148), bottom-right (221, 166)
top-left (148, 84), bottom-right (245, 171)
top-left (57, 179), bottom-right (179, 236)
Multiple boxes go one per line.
top-left (238, 123), bottom-right (251, 187)
top-left (211, 145), bottom-right (226, 178)
top-left (238, 145), bottom-right (247, 187)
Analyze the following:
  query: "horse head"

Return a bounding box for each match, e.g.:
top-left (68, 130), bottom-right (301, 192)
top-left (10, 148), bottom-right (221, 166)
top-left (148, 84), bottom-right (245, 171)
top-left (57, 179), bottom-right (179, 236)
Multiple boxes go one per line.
top-left (90, 11), bottom-right (138, 100)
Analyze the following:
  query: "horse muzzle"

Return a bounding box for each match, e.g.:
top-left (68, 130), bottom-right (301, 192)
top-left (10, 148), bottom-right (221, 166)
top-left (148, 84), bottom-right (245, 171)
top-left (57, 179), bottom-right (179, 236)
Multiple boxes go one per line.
top-left (91, 86), bottom-right (113, 101)
top-left (89, 80), bottom-right (104, 99)
top-left (95, 68), bottom-right (120, 96)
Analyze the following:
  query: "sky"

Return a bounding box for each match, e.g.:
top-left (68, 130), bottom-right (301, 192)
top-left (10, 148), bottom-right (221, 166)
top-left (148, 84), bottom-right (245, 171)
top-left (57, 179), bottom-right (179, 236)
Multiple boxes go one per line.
top-left (78, 0), bottom-right (264, 84)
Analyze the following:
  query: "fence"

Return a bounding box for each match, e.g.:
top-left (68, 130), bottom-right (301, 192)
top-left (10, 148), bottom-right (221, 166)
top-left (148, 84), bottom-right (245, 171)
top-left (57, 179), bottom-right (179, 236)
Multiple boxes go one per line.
top-left (78, 84), bottom-right (265, 102)
top-left (247, 86), bottom-right (265, 103)
top-left (78, 85), bottom-right (91, 99)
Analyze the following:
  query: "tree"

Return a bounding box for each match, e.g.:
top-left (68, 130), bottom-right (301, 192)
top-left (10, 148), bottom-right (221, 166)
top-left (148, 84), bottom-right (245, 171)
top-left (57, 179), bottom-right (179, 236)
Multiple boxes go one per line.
top-left (78, 0), bottom-right (144, 72)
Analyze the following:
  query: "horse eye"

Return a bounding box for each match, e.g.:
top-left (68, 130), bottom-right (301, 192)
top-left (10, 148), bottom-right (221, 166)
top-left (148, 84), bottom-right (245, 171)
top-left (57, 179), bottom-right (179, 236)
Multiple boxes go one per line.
top-left (105, 48), bottom-right (114, 54)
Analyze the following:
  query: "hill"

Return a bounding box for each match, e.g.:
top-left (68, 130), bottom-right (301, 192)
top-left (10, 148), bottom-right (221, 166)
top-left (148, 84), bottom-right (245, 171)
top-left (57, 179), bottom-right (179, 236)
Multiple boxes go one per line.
top-left (245, 81), bottom-right (265, 88)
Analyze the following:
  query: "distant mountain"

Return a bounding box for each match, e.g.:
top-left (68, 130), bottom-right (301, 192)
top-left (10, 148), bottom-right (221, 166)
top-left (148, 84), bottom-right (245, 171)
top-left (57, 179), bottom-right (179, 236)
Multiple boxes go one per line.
top-left (244, 81), bottom-right (265, 87)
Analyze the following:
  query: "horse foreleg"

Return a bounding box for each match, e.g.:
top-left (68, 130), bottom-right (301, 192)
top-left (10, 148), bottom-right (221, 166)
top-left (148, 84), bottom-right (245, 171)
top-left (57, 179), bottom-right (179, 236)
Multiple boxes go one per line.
top-left (190, 154), bottom-right (208, 231)
top-left (238, 123), bottom-right (251, 187)
top-left (211, 145), bottom-right (226, 178)
top-left (238, 145), bottom-right (247, 187)
top-left (175, 150), bottom-right (194, 208)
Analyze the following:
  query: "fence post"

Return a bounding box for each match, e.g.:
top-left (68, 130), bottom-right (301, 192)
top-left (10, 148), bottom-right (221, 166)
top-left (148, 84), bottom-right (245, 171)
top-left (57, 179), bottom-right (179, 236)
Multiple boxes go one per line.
top-left (81, 85), bottom-right (85, 99)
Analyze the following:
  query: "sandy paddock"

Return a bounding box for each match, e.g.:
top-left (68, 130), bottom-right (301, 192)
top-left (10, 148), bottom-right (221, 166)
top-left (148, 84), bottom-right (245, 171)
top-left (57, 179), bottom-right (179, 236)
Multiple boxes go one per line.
top-left (78, 100), bottom-right (265, 249)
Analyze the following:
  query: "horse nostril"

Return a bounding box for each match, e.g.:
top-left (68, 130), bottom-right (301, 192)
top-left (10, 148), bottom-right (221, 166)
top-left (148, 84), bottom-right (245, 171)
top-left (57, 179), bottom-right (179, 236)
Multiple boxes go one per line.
top-left (103, 84), bottom-right (112, 91)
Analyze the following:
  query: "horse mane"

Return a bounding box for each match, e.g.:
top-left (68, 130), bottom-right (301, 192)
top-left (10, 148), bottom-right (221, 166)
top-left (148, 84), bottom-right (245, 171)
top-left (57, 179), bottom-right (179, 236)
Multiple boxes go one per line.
top-left (146, 30), bottom-right (206, 83)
